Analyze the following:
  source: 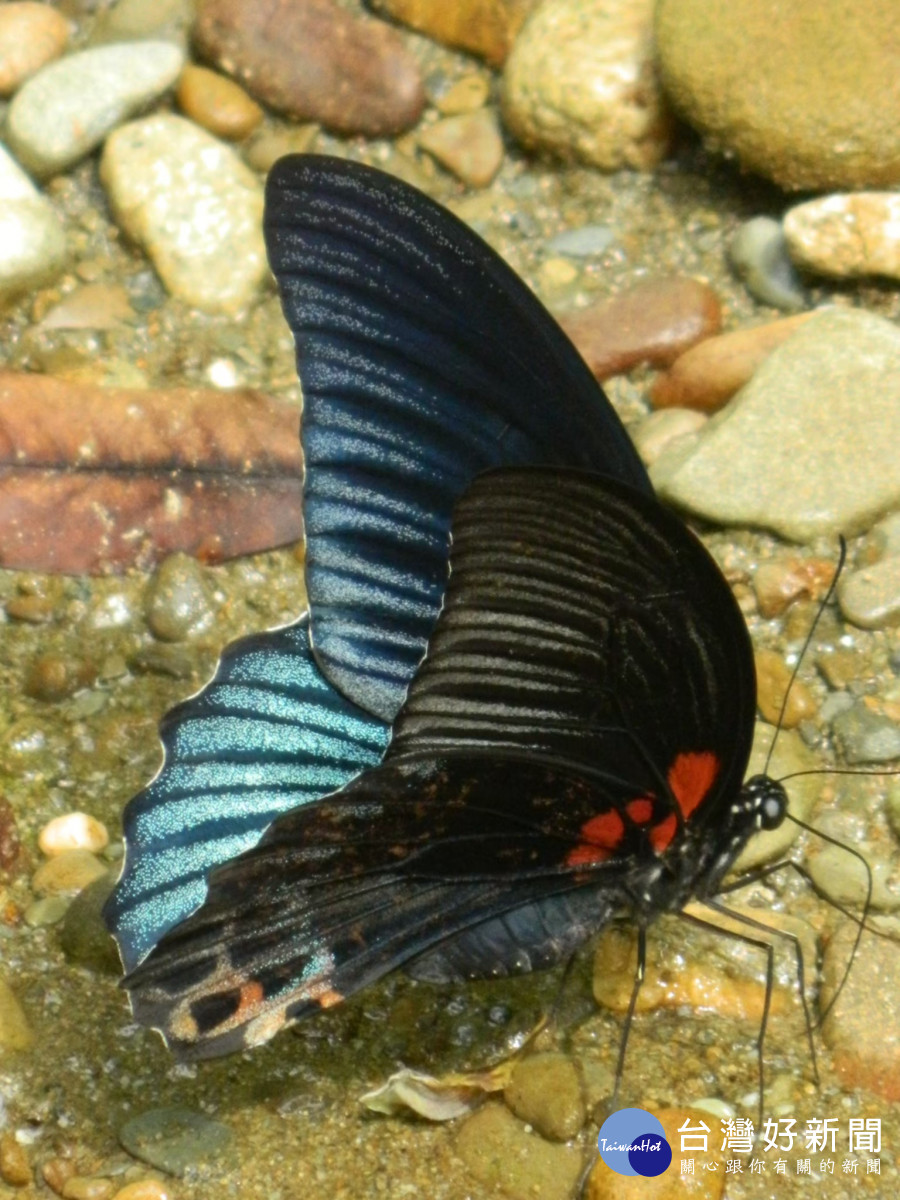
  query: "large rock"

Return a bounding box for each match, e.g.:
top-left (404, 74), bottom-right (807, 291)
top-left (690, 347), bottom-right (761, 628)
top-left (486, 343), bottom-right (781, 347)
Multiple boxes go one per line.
top-left (6, 41), bottom-right (183, 178)
top-left (653, 309), bottom-right (900, 541)
top-left (101, 115), bottom-right (266, 314)
top-left (502, 0), bottom-right (672, 170)
top-left (194, 0), bottom-right (424, 136)
top-left (655, 0), bottom-right (900, 190)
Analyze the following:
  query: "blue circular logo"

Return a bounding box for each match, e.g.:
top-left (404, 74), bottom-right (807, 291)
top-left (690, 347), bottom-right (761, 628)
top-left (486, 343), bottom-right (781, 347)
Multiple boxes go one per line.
top-left (597, 1108), bottom-right (672, 1177)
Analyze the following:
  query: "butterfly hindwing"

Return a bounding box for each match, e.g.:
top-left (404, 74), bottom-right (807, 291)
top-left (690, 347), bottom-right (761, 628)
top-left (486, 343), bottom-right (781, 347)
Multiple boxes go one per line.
top-left (104, 618), bottom-right (389, 973)
top-left (121, 469), bottom-right (756, 1056)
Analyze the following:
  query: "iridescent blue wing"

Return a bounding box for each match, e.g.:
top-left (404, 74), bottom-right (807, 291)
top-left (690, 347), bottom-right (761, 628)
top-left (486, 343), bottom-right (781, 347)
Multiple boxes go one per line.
top-left (106, 619), bottom-right (388, 973)
top-left (265, 154), bottom-right (651, 721)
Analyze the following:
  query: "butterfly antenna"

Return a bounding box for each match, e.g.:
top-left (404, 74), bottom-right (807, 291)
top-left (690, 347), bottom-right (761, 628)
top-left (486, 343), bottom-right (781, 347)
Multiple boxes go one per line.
top-left (763, 537), bottom-right (847, 777)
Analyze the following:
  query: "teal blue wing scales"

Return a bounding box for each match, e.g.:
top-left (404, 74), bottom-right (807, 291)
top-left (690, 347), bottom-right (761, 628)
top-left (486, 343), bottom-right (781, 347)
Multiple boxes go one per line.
top-left (105, 617), bottom-right (389, 972)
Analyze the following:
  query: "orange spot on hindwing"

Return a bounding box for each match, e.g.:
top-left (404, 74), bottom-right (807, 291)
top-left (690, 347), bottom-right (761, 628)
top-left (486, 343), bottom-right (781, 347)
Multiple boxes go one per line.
top-left (565, 809), bottom-right (625, 866)
top-left (566, 751), bottom-right (722, 865)
top-left (651, 751), bottom-right (721, 852)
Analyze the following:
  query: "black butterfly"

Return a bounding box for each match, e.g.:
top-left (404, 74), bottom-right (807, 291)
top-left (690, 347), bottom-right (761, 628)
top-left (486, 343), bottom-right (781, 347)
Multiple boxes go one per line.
top-left (104, 155), bottom-right (786, 1060)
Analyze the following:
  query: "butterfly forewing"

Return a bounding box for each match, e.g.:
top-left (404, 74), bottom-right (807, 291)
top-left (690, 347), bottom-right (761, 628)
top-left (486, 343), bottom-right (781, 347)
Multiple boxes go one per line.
top-left (265, 155), bottom-right (652, 721)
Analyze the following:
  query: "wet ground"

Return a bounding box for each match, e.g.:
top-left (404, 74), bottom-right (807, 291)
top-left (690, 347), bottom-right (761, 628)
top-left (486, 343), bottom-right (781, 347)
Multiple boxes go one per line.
top-left (2, 22), bottom-right (900, 1200)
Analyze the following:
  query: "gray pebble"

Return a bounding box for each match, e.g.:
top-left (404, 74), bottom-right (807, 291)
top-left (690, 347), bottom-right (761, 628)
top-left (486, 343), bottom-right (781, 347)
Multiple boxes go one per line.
top-left (653, 309), bottom-right (900, 541)
top-left (100, 114), bottom-right (266, 314)
top-left (728, 217), bottom-right (807, 312)
top-left (0, 144), bottom-right (66, 303)
top-left (24, 895), bottom-right (71, 927)
top-left (839, 555), bottom-right (900, 630)
top-left (807, 842), bottom-right (900, 911)
top-left (546, 225), bottom-right (615, 258)
top-left (145, 552), bottom-right (215, 642)
top-left (119, 1107), bottom-right (233, 1177)
top-left (59, 871), bottom-right (121, 973)
top-left (832, 701), bottom-right (900, 764)
top-left (6, 42), bottom-right (184, 178)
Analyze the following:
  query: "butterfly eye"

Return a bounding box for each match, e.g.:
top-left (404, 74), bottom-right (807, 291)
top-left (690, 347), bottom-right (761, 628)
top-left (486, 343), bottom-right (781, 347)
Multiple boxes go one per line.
top-left (743, 774), bottom-right (789, 830)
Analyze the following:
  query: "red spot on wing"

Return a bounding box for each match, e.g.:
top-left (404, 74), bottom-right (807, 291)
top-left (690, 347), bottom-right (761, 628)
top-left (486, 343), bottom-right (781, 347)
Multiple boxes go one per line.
top-left (565, 752), bottom-right (721, 866)
top-left (651, 751), bottom-right (721, 852)
top-left (626, 797), bottom-right (653, 824)
top-left (565, 809), bottom-right (625, 866)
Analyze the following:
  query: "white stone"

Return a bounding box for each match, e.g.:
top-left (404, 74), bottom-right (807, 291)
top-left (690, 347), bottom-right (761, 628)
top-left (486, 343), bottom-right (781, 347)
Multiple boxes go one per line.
top-left (0, 143), bottom-right (66, 303)
top-left (38, 811), bottom-right (109, 857)
top-left (101, 115), bottom-right (266, 314)
top-left (6, 41), bottom-right (184, 177)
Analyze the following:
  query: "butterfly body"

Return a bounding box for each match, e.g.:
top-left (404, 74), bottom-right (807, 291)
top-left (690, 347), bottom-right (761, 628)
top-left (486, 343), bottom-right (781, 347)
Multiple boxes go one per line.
top-left (105, 157), bottom-right (785, 1061)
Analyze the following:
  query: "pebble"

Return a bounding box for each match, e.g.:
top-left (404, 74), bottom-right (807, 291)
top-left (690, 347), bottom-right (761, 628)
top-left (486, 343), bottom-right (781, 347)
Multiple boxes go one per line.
top-left (24, 653), bottom-right (97, 702)
top-left (0, 1130), bottom-right (32, 1186)
top-left (816, 645), bottom-right (867, 691)
top-left (752, 554), bottom-right (836, 618)
top-left (653, 309), bottom-right (900, 541)
top-left (432, 73), bottom-right (490, 115)
top-left (243, 124), bottom-right (320, 174)
top-left (455, 1103), bottom-right (582, 1200)
top-left (24, 895), bottom-right (71, 927)
top-left (89, 0), bottom-right (193, 48)
top-left (38, 283), bottom-right (134, 331)
top-left (586, 1108), bottom-right (725, 1199)
top-left (0, 144), bottom-right (67, 305)
top-left (371, 0), bottom-right (536, 65)
top-left (101, 115), bottom-right (266, 315)
top-left (6, 42), bottom-right (184, 178)
top-left (502, 0), bottom-right (672, 170)
top-left (754, 648), bottom-right (815, 729)
top-left (546, 225), bottom-right (615, 258)
top-left (633, 407), bottom-right (706, 470)
top-left (0, 3), bottom-right (69, 95)
top-left (808, 840), bottom-right (900, 913)
top-left (0, 796), bottom-right (23, 875)
top-left (32, 849), bottom-right (108, 897)
top-left (503, 1052), bottom-right (585, 1141)
top-left (0, 976), bottom-right (33, 1051)
top-left (728, 217), bottom-right (807, 312)
top-left (831, 701), bottom-right (900, 765)
top-left (39, 812), bottom-right (109, 857)
top-left (59, 871), bottom-right (121, 973)
top-left (839, 556), bottom-right (900, 630)
top-left (62, 1176), bottom-right (115, 1200)
top-left (784, 191), bottom-right (900, 282)
top-left (194, 0), bottom-right (424, 136)
top-left (557, 277), bottom-right (721, 382)
top-left (822, 926), bottom-right (900, 1100)
top-left (144, 552), bottom-right (216, 641)
top-left (111, 1183), bottom-right (172, 1200)
top-left (655, 0), bottom-right (900, 190)
top-left (118, 1108), bottom-right (232, 1177)
top-left (176, 64), bottom-right (263, 140)
top-left (650, 313), bottom-right (813, 412)
top-left (418, 109), bottom-right (504, 187)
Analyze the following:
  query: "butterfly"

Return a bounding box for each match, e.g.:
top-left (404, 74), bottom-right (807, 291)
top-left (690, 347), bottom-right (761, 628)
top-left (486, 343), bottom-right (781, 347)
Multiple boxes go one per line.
top-left (103, 154), bottom-right (787, 1060)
